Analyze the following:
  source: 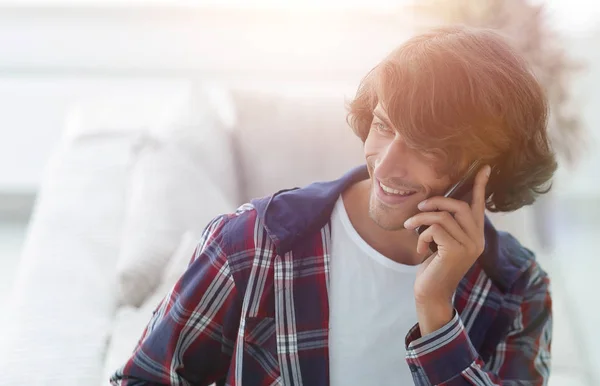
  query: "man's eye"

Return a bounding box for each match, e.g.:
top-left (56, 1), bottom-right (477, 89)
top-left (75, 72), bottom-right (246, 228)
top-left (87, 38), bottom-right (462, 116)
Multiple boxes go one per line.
top-left (419, 150), bottom-right (442, 163)
top-left (373, 121), bottom-right (392, 133)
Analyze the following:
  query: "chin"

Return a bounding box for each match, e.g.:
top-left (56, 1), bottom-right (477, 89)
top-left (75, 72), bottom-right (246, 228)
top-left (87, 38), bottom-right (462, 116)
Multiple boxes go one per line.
top-left (368, 199), bottom-right (413, 232)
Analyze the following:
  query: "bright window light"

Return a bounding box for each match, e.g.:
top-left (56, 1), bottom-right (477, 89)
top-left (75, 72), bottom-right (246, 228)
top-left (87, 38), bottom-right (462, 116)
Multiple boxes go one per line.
top-left (0, 0), bottom-right (412, 9)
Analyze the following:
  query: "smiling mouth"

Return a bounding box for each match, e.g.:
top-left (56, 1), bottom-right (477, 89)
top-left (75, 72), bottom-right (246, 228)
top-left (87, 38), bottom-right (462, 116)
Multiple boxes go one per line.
top-left (378, 181), bottom-right (417, 197)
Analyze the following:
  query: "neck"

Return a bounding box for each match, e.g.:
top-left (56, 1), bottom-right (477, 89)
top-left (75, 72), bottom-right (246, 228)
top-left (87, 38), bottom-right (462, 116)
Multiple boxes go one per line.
top-left (342, 180), bottom-right (424, 266)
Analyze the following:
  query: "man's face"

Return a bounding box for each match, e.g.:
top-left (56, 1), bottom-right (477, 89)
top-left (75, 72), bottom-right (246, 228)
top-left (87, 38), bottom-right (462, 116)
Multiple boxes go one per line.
top-left (364, 104), bottom-right (453, 231)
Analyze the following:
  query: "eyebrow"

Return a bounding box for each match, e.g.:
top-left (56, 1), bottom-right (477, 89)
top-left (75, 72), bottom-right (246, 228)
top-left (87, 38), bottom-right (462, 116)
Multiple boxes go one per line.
top-left (373, 108), bottom-right (395, 129)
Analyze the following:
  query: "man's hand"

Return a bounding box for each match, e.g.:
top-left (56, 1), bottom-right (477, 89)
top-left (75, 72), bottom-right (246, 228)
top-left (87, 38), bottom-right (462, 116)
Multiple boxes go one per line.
top-left (403, 164), bottom-right (491, 335)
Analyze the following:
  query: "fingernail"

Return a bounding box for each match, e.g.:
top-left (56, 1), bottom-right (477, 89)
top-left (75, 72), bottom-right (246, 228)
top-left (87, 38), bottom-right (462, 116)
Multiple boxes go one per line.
top-left (418, 200), bottom-right (427, 210)
top-left (404, 219), bottom-right (411, 228)
top-left (485, 165), bottom-right (491, 177)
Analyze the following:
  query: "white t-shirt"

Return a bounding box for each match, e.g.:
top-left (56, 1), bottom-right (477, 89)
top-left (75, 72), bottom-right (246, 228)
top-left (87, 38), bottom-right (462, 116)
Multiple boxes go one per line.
top-left (329, 196), bottom-right (420, 385)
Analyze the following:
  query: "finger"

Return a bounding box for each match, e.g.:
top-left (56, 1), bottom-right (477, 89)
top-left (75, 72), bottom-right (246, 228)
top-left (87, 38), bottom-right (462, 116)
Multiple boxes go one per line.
top-left (418, 249), bottom-right (437, 267)
top-left (417, 197), bottom-right (478, 240)
top-left (404, 211), bottom-right (470, 247)
top-left (416, 224), bottom-right (462, 256)
top-left (471, 164), bottom-right (491, 228)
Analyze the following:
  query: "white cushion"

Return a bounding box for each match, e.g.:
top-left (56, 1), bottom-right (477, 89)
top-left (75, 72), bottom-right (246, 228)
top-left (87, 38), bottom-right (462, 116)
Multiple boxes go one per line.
top-left (102, 231), bottom-right (200, 385)
top-left (116, 85), bottom-right (238, 307)
top-left (231, 87), bottom-right (364, 201)
top-left (0, 135), bottom-right (135, 386)
top-left (0, 82), bottom-right (224, 386)
top-left (159, 231), bottom-right (203, 295)
top-left (64, 80), bottom-right (236, 141)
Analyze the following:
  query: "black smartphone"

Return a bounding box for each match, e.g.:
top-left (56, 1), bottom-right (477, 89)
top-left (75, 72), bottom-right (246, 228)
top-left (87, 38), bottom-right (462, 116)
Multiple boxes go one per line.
top-left (415, 160), bottom-right (484, 253)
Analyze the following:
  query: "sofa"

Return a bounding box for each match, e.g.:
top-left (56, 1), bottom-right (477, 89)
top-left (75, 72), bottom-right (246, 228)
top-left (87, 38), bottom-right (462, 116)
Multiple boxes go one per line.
top-left (0, 80), bottom-right (548, 386)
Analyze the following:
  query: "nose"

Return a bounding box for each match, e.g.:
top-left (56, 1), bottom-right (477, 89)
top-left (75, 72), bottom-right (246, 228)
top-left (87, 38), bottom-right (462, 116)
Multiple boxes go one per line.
top-left (376, 136), bottom-right (413, 176)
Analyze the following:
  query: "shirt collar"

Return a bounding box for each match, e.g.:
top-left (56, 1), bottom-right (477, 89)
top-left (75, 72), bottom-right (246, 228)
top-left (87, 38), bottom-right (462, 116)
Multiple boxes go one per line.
top-left (250, 164), bottom-right (533, 293)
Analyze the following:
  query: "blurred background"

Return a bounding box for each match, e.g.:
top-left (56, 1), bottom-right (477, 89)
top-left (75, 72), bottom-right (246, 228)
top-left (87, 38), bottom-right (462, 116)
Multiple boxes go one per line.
top-left (0, 0), bottom-right (598, 385)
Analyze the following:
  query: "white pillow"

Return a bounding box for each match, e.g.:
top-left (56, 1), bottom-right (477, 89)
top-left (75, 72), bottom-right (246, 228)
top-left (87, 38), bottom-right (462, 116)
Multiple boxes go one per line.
top-left (0, 84), bottom-right (230, 386)
top-left (231, 87), bottom-right (364, 201)
top-left (116, 85), bottom-right (238, 307)
top-left (102, 231), bottom-right (200, 386)
top-left (158, 231), bottom-right (202, 296)
top-left (64, 83), bottom-right (195, 140)
top-left (0, 136), bottom-right (134, 386)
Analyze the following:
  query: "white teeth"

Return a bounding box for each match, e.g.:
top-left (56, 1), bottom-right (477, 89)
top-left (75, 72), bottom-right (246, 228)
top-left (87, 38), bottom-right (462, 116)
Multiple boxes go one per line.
top-left (379, 182), bottom-right (415, 196)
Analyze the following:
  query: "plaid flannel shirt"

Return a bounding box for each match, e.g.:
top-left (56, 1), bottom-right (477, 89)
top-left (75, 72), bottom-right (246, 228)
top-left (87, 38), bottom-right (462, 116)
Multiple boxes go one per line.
top-left (111, 166), bottom-right (552, 385)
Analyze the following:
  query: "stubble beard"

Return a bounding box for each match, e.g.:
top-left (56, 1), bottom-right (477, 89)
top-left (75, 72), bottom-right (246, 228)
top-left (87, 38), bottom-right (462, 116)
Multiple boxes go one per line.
top-left (368, 188), bottom-right (413, 232)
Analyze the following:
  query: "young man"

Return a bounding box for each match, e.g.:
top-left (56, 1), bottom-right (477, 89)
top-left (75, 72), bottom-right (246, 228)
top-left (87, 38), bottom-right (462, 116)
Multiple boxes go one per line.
top-left (112, 25), bottom-right (556, 386)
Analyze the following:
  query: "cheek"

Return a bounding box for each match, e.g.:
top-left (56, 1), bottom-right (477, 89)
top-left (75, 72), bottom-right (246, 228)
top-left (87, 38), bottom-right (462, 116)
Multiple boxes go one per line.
top-left (414, 163), bottom-right (453, 196)
top-left (428, 177), bottom-right (453, 196)
top-left (364, 132), bottom-right (387, 157)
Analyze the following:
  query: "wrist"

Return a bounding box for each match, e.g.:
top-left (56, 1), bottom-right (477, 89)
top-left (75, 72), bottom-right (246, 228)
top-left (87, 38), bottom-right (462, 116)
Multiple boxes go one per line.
top-left (415, 299), bottom-right (454, 336)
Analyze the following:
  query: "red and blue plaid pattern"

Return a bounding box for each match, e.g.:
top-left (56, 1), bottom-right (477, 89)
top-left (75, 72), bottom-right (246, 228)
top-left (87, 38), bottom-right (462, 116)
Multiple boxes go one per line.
top-left (111, 166), bottom-right (552, 385)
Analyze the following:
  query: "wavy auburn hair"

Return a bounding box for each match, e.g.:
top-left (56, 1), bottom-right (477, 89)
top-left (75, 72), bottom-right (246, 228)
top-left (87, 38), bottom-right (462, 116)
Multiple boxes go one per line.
top-left (347, 25), bottom-right (557, 212)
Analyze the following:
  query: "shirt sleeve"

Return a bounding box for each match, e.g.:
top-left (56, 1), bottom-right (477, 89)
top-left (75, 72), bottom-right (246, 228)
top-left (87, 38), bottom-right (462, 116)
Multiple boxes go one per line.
top-left (110, 215), bottom-right (241, 386)
top-left (405, 263), bottom-right (552, 385)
